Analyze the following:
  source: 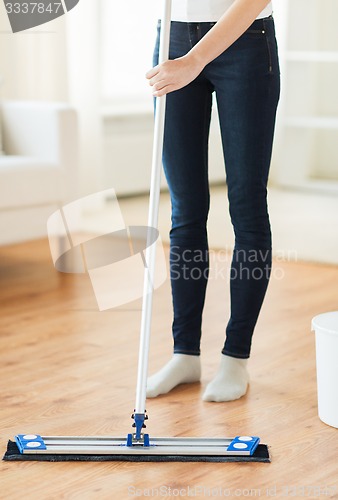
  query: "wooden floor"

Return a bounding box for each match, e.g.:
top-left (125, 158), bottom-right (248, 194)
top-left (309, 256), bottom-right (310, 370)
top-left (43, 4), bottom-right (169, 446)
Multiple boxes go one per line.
top-left (1, 239), bottom-right (338, 499)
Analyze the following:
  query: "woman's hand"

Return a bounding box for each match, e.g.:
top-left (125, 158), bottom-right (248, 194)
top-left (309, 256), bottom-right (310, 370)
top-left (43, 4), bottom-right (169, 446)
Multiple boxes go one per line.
top-left (146, 53), bottom-right (204, 96)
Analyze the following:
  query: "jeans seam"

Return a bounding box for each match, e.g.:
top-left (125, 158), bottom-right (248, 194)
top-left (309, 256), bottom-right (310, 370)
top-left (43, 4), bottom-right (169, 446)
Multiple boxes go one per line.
top-left (187, 23), bottom-right (193, 49)
top-left (246, 29), bottom-right (265, 34)
top-left (174, 349), bottom-right (200, 356)
top-left (222, 349), bottom-right (250, 359)
top-left (263, 18), bottom-right (273, 74)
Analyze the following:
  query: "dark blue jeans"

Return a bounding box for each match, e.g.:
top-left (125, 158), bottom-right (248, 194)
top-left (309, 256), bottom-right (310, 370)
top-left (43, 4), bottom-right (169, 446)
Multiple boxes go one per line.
top-left (153, 16), bottom-right (280, 359)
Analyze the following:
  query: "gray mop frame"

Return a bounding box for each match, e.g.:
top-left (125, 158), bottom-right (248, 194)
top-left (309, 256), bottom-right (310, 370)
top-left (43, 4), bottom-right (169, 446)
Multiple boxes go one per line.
top-left (13, 0), bottom-right (263, 459)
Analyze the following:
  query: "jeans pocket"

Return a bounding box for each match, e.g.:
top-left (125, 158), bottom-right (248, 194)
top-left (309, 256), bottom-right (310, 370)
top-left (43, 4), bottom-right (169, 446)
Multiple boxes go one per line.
top-left (241, 27), bottom-right (272, 74)
top-left (245, 29), bottom-right (266, 35)
top-left (265, 36), bottom-right (273, 73)
top-left (262, 18), bottom-right (280, 75)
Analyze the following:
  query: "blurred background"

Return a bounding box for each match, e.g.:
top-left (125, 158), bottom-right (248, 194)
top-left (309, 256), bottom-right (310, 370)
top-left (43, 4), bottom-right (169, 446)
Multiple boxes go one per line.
top-left (0, 0), bottom-right (337, 265)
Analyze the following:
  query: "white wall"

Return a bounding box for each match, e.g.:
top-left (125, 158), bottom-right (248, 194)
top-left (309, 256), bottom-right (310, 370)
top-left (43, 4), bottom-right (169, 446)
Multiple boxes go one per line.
top-left (0, 12), bottom-right (68, 101)
top-left (271, 0), bottom-right (338, 189)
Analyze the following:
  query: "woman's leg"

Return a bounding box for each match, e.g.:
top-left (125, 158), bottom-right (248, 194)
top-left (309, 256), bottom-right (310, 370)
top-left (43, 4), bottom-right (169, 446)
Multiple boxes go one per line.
top-left (203, 17), bottom-right (280, 400)
top-left (165, 81), bottom-right (213, 357)
top-left (147, 22), bottom-right (214, 397)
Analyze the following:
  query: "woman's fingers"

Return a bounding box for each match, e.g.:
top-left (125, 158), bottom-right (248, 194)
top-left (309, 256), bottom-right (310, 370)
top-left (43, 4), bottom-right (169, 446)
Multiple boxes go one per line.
top-left (145, 66), bottom-right (159, 79)
top-left (147, 65), bottom-right (173, 89)
top-left (148, 75), bottom-right (161, 86)
top-left (152, 84), bottom-right (176, 97)
top-left (152, 80), bottom-right (167, 92)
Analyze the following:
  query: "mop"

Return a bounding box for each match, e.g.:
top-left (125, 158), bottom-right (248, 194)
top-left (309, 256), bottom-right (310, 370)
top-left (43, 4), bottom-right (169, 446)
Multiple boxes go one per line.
top-left (3, 0), bottom-right (269, 463)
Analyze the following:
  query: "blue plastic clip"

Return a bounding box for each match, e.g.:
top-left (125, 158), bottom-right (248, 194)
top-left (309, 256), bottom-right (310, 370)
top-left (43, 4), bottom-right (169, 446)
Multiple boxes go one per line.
top-left (15, 434), bottom-right (47, 454)
top-left (227, 436), bottom-right (260, 455)
top-left (125, 410), bottom-right (150, 447)
top-left (126, 432), bottom-right (150, 447)
top-left (133, 413), bottom-right (145, 440)
top-left (126, 433), bottom-right (133, 447)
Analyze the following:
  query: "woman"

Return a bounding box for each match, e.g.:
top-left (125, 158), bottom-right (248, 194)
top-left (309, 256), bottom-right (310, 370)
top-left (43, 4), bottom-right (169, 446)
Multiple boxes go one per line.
top-left (146, 0), bottom-right (280, 402)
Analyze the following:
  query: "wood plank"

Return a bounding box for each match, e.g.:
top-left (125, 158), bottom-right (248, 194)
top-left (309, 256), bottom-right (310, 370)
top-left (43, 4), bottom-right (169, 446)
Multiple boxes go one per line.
top-left (1, 238), bottom-right (338, 499)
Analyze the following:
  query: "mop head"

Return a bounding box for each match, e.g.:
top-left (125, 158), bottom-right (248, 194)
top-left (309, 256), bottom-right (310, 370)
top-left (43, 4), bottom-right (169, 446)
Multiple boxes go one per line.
top-left (3, 440), bottom-right (270, 462)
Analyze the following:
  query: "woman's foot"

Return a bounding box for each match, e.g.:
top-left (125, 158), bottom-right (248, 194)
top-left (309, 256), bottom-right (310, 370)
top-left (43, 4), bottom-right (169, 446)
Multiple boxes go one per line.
top-left (146, 353), bottom-right (201, 398)
top-left (202, 354), bottom-right (249, 402)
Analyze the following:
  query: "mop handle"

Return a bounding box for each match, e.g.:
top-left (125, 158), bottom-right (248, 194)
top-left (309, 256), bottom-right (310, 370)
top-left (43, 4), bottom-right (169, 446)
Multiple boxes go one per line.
top-left (134, 0), bottom-right (172, 415)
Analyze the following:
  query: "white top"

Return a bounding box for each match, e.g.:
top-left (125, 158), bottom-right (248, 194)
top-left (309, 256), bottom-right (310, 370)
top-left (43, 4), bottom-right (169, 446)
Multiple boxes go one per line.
top-left (171, 0), bottom-right (273, 22)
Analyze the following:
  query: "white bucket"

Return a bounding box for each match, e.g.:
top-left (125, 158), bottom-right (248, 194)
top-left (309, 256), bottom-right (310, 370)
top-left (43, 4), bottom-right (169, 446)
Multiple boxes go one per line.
top-left (311, 311), bottom-right (338, 428)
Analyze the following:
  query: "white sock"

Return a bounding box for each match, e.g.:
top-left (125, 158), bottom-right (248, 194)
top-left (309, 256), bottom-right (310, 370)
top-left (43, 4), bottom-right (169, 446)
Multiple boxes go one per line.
top-left (202, 354), bottom-right (249, 402)
top-left (146, 353), bottom-right (201, 398)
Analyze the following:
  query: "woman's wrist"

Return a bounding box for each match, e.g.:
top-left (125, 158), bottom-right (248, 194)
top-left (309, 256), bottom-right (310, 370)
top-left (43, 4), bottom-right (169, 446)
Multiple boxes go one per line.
top-left (185, 50), bottom-right (208, 74)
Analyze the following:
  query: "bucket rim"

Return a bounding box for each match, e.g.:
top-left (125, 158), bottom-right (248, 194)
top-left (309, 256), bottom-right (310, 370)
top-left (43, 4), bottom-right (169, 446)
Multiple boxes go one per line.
top-left (311, 311), bottom-right (338, 335)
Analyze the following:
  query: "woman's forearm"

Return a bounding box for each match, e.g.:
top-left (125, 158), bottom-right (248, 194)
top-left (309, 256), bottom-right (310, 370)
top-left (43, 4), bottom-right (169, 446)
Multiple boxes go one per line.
top-left (189, 0), bottom-right (272, 68)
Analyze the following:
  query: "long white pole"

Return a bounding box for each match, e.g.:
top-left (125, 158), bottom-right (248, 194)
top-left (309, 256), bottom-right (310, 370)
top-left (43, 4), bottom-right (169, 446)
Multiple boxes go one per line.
top-left (135, 0), bottom-right (172, 415)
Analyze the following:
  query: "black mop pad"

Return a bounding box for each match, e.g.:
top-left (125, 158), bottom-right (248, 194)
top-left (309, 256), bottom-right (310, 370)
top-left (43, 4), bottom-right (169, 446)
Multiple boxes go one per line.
top-left (3, 440), bottom-right (270, 462)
